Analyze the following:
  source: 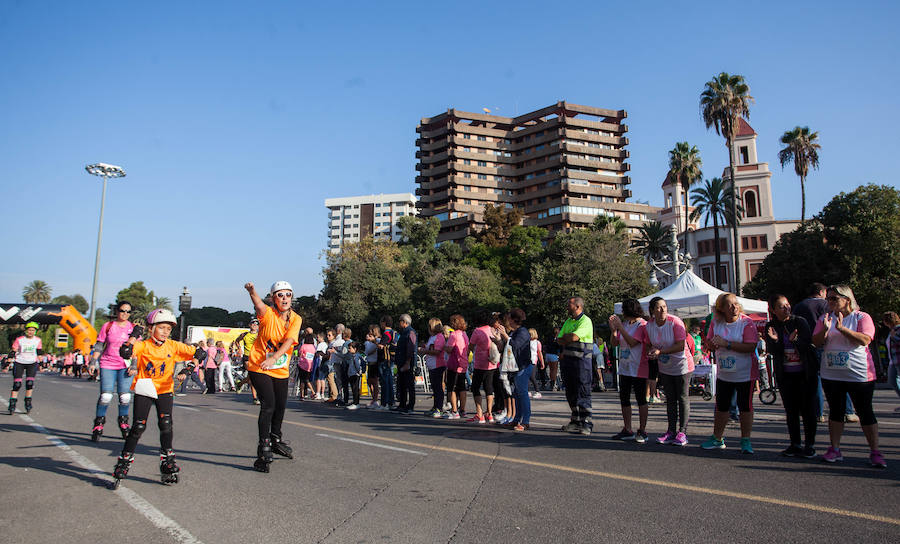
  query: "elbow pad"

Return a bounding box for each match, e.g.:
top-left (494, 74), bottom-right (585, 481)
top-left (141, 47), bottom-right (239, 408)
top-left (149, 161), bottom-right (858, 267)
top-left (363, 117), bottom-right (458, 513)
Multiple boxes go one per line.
top-left (129, 325), bottom-right (145, 339)
top-left (119, 343), bottom-right (134, 359)
top-left (36, 349), bottom-right (44, 356)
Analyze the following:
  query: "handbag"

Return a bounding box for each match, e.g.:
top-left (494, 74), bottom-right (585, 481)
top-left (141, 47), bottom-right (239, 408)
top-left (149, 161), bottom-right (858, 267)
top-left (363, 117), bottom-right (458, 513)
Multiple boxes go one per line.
top-left (500, 340), bottom-right (518, 372)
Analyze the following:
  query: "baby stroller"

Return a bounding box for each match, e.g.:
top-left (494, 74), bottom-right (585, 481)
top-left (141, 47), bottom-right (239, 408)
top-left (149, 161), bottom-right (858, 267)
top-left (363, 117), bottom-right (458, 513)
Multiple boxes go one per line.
top-left (689, 364), bottom-right (713, 401)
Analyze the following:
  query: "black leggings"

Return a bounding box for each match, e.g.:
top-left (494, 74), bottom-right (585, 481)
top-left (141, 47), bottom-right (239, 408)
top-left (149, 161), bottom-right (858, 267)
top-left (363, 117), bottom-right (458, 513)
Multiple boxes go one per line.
top-left (779, 372), bottom-right (818, 446)
top-left (248, 371), bottom-right (289, 441)
top-left (618, 375), bottom-right (648, 407)
top-left (429, 367), bottom-right (446, 411)
top-left (124, 393), bottom-right (174, 454)
top-left (715, 380), bottom-right (753, 413)
top-left (821, 379), bottom-right (877, 425)
top-left (12, 362), bottom-right (37, 386)
top-left (343, 373), bottom-right (360, 405)
top-left (471, 369), bottom-right (495, 397)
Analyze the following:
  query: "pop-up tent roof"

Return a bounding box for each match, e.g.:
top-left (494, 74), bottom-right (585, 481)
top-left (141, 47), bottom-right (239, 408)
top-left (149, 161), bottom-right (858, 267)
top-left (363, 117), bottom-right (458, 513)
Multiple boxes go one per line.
top-left (614, 269), bottom-right (768, 319)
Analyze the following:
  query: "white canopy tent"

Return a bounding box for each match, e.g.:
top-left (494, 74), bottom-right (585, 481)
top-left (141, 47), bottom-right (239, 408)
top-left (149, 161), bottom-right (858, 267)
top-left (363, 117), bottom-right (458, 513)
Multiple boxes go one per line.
top-left (614, 269), bottom-right (768, 318)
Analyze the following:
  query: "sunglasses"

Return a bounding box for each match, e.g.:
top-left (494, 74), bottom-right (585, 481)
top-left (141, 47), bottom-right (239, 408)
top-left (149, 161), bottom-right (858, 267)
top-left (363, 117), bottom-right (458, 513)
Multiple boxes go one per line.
top-left (119, 309), bottom-right (132, 314)
top-left (274, 292), bottom-right (292, 299)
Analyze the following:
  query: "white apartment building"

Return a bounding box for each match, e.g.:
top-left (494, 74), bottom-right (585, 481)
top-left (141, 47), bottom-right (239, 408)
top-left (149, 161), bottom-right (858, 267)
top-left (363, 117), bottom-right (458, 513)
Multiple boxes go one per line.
top-left (325, 193), bottom-right (417, 252)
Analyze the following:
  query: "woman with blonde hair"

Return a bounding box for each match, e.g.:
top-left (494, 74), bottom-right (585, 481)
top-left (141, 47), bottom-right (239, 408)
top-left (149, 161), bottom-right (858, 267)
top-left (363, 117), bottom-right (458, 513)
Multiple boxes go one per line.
top-left (812, 285), bottom-right (885, 467)
top-left (421, 318), bottom-right (447, 417)
top-left (528, 328), bottom-right (545, 399)
top-left (701, 293), bottom-right (759, 453)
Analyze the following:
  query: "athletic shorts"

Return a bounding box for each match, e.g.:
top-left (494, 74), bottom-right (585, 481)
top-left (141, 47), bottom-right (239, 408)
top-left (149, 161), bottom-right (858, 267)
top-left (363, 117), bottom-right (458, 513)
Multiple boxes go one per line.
top-left (447, 371), bottom-right (467, 393)
top-left (471, 368), bottom-right (496, 396)
top-left (648, 359), bottom-right (659, 380)
top-left (715, 379), bottom-right (753, 413)
top-left (367, 366), bottom-right (379, 383)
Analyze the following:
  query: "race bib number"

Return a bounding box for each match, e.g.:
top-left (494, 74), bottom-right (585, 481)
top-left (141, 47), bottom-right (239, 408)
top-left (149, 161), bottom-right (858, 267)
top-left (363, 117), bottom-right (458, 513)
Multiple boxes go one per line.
top-left (267, 352), bottom-right (290, 370)
top-left (23, 345), bottom-right (36, 354)
top-left (304, 352), bottom-right (314, 362)
top-left (719, 355), bottom-right (737, 372)
top-left (824, 350), bottom-right (850, 370)
top-left (783, 348), bottom-right (802, 369)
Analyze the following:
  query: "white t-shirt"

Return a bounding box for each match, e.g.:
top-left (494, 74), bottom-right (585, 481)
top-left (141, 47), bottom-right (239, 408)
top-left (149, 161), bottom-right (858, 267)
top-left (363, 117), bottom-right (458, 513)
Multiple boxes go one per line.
top-left (12, 336), bottom-right (42, 365)
top-left (424, 335), bottom-right (439, 370)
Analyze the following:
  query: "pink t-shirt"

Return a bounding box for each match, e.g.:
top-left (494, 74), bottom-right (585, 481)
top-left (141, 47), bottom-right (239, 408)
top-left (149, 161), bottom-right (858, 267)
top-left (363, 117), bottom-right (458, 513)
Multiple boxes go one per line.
top-left (433, 333), bottom-right (447, 368)
top-left (299, 343), bottom-right (316, 371)
top-left (469, 326), bottom-right (497, 370)
top-left (617, 318), bottom-right (649, 379)
top-left (645, 315), bottom-right (694, 376)
top-left (205, 347), bottom-right (218, 369)
top-left (446, 330), bottom-right (469, 373)
top-left (706, 315), bottom-right (758, 382)
top-left (96, 320), bottom-right (135, 370)
top-left (814, 311), bottom-right (876, 382)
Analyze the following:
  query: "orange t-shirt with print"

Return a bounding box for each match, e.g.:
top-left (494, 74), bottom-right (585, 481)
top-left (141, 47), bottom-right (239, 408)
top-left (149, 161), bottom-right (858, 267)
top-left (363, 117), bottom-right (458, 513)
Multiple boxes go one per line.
top-left (130, 339), bottom-right (198, 395)
top-left (247, 306), bottom-right (302, 379)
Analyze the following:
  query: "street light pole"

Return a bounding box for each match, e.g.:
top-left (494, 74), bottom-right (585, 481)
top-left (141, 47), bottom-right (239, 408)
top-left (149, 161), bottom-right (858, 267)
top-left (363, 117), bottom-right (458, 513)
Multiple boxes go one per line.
top-left (85, 163), bottom-right (126, 327)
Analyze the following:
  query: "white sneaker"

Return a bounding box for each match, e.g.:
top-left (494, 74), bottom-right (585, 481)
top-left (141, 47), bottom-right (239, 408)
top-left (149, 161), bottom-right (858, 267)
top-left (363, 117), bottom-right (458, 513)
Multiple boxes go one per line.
top-left (346, 404), bottom-right (359, 410)
top-left (528, 392), bottom-right (533, 398)
top-left (497, 410), bottom-right (507, 419)
top-left (533, 392), bottom-right (542, 399)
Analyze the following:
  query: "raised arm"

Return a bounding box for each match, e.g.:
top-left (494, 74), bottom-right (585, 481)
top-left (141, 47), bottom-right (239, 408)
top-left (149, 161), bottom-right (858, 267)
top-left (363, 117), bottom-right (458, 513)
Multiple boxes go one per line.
top-left (244, 282), bottom-right (268, 317)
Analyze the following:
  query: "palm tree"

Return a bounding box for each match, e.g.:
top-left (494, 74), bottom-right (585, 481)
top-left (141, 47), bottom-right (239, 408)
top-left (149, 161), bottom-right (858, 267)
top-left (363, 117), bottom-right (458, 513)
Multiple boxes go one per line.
top-left (633, 221), bottom-right (672, 262)
top-left (667, 141), bottom-right (703, 247)
top-left (154, 296), bottom-right (173, 311)
top-left (591, 214), bottom-right (627, 235)
top-left (22, 280), bottom-right (52, 303)
top-left (778, 126), bottom-right (821, 223)
top-left (690, 178), bottom-right (743, 288)
top-left (700, 72), bottom-right (753, 293)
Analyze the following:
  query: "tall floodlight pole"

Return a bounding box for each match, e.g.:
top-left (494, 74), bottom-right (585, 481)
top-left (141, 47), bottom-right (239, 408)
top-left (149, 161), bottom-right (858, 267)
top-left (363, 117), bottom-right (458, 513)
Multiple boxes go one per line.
top-left (85, 163), bottom-right (126, 328)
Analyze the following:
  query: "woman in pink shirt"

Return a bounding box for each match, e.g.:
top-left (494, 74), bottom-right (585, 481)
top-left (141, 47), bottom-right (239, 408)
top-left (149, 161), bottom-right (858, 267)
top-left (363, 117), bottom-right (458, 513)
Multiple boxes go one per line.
top-left (701, 293), bottom-right (760, 453)
top-left (203, 338), bottom-right (218, 395)
top-left (812, 284), bottom-right (885, 467)
top-left (467, 311), bottom-right (501, 424)
top-left (90, 301), bottom-right (137, 442)
top-left (644, 297), bottom-right (695, 447)
top-left (441, 314), bottom-right (469, 420)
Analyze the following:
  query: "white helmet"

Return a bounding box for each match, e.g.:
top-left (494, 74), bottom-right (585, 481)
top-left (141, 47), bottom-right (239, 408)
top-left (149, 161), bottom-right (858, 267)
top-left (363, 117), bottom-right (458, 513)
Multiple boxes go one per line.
top-left (146, 309), bottom-right (178, 326)
top-left (270, 281), bottom-right (293, 296)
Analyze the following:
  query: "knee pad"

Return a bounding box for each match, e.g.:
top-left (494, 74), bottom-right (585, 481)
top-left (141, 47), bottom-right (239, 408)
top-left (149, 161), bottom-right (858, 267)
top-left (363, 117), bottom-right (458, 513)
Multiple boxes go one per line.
top-left (131, 419), bottom-right (147, 438)
top-left (158, 414), bottom-right (173, 434)
top-left (118, 393), bottom-right (131, 406)
top-left (25, 378), bottom-right (34, 391)
top-left (99, 392), bottom-right (114, 405)
top-left (12, 379), bottom-right (22, 391)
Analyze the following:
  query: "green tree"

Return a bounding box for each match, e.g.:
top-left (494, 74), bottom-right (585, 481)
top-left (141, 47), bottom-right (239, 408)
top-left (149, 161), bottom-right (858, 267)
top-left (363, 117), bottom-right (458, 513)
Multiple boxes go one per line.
top-left (818, 184), bottom-right (900, 316)
top-left (701, 72), bottom-right (753, 292)
top-left (633, 221), bottom-right (672, 262)
top-left (526, 228), bottom-right (652, 334)
top-left (743, 223), bottom-right (842, 303)
top-left (51, 294), bottom-right (89, 314)
top-left (477, 204), bottom-right (523, 247)
top-left (22, 280), bottom-right (52, 303)
top-left (591, 214), bottom-right (627, 235)
top-left (318, 238), bottom-right (411, 331)
top-left (396, 215), bottom-right (441, 252)
top-left (425, 264), bottom-right (507, 321)
top-left (778, 126), bottom-right (821, 224)
top-left (668, 142), bottom-right (703, 240)
top-left (108, 281), bottom-right (169, 323)
top-left (689, 177), bottom-right (742, 288)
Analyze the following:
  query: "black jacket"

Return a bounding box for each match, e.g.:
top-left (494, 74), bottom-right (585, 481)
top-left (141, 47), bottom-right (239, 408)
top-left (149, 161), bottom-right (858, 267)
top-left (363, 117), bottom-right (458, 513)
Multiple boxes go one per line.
top-left (764, 315), bottom-right (817, 383)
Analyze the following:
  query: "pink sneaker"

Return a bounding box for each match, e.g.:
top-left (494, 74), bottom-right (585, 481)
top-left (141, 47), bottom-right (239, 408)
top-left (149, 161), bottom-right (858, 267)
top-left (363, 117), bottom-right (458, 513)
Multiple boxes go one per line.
top-left (672, 432), bottom-right (688, 446)
top-left (656, 431), bottom-right (674, 444)
top-left (486, 413), bottom-right (494, 423)
top-left (869, 449), bottom-right (887, 468)
top-left (822, 446), bottom-right (843, 463)
top-left (466, 415), bottom-right (485, 424)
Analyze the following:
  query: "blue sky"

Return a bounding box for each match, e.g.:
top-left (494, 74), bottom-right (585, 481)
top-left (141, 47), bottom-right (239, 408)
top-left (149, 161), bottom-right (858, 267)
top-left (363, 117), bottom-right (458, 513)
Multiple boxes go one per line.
top-left (1, 1), bottom-right (897, 313)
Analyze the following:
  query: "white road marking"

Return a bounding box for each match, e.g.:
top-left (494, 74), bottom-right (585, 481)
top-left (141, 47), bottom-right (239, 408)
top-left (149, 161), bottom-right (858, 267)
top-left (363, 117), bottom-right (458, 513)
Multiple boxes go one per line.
top-left (175, 404), bottom-right (199, 412)
top-left (315, 432), bottom-right (427, 455)
top-left (2, 398), bottom-right (203, 544)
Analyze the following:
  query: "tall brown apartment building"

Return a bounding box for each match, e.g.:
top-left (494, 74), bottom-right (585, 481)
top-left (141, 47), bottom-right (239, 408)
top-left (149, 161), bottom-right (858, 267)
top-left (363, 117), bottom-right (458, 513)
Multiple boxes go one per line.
top-left (415, 101), bottom-right (657, 242)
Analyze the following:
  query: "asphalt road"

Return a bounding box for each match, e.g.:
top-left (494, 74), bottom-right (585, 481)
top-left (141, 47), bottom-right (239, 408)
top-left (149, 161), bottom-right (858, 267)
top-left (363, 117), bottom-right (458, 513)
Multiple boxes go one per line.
top-left (2, 373), bottom-right (898, 543)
